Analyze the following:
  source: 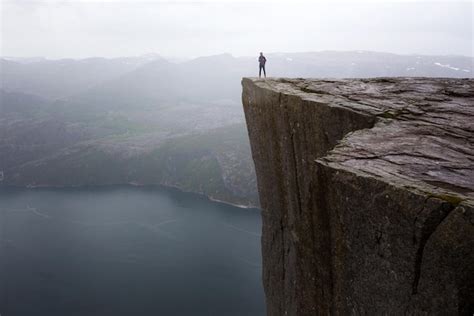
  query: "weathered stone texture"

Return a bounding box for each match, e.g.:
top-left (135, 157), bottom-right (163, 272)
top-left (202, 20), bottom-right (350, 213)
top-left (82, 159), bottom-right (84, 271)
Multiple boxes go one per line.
top-left (242, 77), bottom-right (473, 315)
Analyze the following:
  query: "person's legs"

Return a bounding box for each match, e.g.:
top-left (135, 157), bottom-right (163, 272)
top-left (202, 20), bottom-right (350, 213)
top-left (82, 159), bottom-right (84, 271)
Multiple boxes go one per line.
top-left (263, 65), bottom-right (266, 78)
top-left (259, 65), bottom-right (262, 78)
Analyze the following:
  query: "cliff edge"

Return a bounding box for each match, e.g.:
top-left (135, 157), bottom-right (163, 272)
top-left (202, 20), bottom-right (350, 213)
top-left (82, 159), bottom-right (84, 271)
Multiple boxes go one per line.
top-left (242, 77), bottom-right (473, 315)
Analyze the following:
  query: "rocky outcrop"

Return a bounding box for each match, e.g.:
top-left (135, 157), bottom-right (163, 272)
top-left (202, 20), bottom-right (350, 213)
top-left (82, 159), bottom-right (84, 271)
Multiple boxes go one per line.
top-left (242, 77), bottom-right (474, 315)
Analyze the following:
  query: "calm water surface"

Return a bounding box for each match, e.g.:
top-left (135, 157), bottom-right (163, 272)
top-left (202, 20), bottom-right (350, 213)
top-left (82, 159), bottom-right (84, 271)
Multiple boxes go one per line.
top-left (0, 186), bottom-right (265, 316)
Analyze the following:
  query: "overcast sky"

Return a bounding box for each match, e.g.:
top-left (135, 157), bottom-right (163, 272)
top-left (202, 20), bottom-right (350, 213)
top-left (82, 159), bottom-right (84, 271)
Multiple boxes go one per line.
top-left (1, 0), bottom-right (472, 59)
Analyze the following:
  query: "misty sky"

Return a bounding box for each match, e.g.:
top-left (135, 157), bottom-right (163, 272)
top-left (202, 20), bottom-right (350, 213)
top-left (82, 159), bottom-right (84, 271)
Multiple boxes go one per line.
top-left (1, 0), bottom-right (472, 59)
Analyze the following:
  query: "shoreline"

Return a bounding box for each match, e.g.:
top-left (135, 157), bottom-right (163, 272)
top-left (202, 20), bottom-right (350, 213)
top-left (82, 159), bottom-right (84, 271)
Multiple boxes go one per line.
top-left (0, 182), bottom-right (260, 210)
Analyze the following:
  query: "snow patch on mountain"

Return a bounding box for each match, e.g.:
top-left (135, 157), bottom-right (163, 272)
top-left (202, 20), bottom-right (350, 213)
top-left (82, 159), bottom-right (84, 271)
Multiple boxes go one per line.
top-left (434, 62), bottom-right (460, 71)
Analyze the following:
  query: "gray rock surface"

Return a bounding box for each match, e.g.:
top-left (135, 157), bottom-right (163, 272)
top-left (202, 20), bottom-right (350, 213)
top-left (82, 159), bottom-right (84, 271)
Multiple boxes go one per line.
top-left (242, 77), bottom-right (473, 315)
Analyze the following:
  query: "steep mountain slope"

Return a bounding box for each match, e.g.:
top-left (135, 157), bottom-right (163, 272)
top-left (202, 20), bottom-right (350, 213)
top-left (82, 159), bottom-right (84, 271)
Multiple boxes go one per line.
top-left (5, 124), bottom-right (258, 206)
top-left (0, 87), bottom-right (256, 206)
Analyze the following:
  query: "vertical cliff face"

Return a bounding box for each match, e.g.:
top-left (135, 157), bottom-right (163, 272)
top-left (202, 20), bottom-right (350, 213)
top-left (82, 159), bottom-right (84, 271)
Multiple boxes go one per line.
top-left (242, 77), bottom-right (474, 315)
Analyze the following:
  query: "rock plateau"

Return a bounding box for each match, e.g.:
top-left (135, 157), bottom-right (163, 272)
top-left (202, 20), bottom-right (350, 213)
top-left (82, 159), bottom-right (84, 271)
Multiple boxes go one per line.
top-left (242, 77), bottom-right (474, 315)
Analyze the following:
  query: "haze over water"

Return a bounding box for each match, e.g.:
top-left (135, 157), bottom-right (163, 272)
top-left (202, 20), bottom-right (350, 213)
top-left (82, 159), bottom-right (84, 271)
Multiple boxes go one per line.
top-left (0, 186), bottom-right (265, 315)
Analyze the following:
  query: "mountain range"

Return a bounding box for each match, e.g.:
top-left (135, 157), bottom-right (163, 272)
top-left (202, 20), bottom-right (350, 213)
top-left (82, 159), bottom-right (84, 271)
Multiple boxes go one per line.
top-left (1, 51), bottom-right (472, 206)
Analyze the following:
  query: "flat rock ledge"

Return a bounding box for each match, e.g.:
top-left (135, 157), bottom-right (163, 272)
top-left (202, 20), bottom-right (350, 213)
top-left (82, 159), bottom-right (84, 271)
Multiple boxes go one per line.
top-left (242, 77), bottom-right (473, 315)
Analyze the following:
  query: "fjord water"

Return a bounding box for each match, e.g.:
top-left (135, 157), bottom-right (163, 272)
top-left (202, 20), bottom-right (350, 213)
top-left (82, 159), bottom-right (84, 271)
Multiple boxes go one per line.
top-left (0, 186), bottom-right (265, 315)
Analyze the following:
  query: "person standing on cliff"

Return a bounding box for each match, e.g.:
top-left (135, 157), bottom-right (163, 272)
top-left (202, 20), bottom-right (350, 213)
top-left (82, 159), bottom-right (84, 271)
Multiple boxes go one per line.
top-left (258, 52), bottom-right (267, 78)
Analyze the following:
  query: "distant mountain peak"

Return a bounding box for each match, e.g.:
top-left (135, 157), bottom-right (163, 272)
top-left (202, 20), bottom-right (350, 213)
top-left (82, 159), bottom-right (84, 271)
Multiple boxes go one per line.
top-left (136, 52), bottom-right (164, 61)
